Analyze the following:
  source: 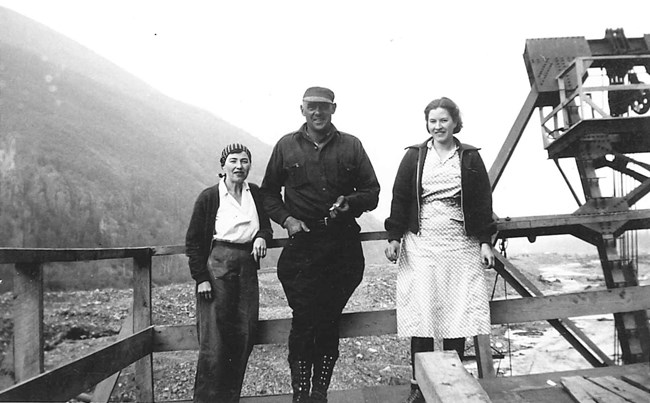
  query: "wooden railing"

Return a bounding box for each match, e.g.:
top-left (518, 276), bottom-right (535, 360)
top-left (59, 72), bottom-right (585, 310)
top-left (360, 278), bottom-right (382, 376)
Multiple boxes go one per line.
top-left (1, 231), bottom-right (650, 402)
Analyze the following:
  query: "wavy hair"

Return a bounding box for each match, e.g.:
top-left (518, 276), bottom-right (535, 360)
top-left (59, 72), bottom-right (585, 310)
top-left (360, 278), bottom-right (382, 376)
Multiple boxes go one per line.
top-left (423, 97), bottom-right (463, 134)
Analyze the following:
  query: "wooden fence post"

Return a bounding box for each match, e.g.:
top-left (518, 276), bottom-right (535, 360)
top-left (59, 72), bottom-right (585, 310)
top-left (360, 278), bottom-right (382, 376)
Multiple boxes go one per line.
top-left (13, 263), bottom-right (44, 382)
top-left (133, 252), bottom-right (154, 402)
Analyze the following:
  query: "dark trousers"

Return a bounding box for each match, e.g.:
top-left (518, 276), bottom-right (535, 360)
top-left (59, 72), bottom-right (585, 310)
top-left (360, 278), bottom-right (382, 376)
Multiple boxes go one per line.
top-left (277, 225), bottom-right (364, 362)
top-left (193, 241), bottom-right (259, 403)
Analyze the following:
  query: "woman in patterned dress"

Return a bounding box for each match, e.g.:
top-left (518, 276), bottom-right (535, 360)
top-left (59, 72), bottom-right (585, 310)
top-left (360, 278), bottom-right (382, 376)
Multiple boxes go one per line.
top-left (384, 97), bottom-right (496, 403)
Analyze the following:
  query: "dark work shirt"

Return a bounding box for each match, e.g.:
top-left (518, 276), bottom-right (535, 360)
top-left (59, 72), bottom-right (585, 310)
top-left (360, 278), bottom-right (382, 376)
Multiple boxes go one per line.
top-left (261, 123), bottom-right (380, 226)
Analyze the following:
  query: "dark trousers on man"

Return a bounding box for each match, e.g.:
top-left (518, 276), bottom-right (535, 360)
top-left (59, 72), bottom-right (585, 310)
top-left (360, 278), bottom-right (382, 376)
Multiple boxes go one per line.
top-left (277, 223), bottom-right (365, 401)
top-left (193, 241), bottom-right (259, 403)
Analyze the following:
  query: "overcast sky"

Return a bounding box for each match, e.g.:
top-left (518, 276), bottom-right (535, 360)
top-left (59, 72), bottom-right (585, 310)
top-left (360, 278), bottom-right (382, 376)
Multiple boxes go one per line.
top-left (2, 1), bottom-right (650, 246)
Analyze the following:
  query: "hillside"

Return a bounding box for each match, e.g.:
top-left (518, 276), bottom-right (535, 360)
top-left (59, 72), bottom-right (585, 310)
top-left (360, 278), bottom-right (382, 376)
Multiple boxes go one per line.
top-left (0, 7), bottom-right (273, 248)
top-left (0, 6), bottom-right (385, 263)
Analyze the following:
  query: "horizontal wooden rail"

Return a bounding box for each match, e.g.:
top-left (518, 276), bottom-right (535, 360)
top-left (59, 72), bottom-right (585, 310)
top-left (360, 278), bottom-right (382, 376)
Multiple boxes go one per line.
top-left (154, 310), bottom-right (398, 352)
top-left (0, 231), bottom-right (392, 262)
top-left (495, 209), bottom-right (650, 239)
top-left (153, 285), bottom-right (650, 352)
top-left (152, 231), bottom-right (391, 256)
top-left (0, 247), bottom-right (151, 264)
top-left (490, 285), bottom-right (650, 324)
top-left (0, 327), bottom-right (153, 402)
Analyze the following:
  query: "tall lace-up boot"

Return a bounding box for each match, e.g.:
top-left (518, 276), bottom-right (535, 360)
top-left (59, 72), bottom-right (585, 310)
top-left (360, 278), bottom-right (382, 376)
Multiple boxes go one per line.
top-left (311, 354), bottom-right (337, 402)
top-left (403, 380), bottom-right (425, 403)
top-left (289, 360), bottom-right (312, 402)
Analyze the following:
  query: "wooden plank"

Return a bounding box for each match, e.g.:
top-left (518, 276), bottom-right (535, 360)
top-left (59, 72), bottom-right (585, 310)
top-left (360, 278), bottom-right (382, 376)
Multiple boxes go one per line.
top-left (490, 285), bottom-right (650, 324)
top-left (622, 373), bottom-right (650, 393)
top-left (589, 376), bottom-right (650, 402)
top-left (12, 263), bottom-right (43, 381)
top-left (502, 387), bottom-right (576, 403)
top-left (560, 376), bottom-right (596, 402)
top-left (561, 376), bottom-right (627, 403)
top-left (91, 313), bottom-right (134, 402)
top-left (133, 254), bottom-right (154, 403)
top-left (0, 247), bottom-right (151, 264)
top-left (474, 334), bottom-right (495, 379)
top-left (154, 310), bottom-right (397, 352)
top-left (489, 88), bottom-right (539, 190)
top-left (153, 324), bottom-right (198, 351)
top-left (415, 351), bottom-right (491, 402)
top-left (0, 328), bottom-right (153, 402)
top-left (479, 363), bottom-right (649, 397)
top-left (151, 231), bottom-right (391, 256)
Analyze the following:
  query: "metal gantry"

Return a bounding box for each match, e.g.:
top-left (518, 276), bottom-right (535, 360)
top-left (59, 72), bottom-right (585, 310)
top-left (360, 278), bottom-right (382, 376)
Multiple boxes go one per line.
top-left (491, 29), bottom-right (650, 365)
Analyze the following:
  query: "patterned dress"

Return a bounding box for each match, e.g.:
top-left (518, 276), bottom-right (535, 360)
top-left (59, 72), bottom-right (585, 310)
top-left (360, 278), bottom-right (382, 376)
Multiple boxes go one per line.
top-left (396, 145), bottom-right (491, 338)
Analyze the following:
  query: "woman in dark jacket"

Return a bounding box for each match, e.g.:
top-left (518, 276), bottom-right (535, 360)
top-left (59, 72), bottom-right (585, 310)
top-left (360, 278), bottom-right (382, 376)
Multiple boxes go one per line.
top-left (384, 97), bottom-right (496, 403)
top-left (185, 143), bottom-right (272, 403)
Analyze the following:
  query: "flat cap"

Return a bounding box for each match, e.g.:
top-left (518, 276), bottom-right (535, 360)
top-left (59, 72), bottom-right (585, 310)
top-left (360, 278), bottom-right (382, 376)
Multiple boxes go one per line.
top-left (302, 86), bottom-right (335, 104)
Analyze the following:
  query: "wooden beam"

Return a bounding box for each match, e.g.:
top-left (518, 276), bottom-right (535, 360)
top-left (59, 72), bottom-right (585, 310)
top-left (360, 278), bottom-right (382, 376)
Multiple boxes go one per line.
top-left (489, 88), bottom-right (539, 190)
top-left (153, 309), bottom-right (398, 352)
top-left (12, 263), bottom-right (43, 381)
top-left (415, 351), bottom-right (491, 402)
top-left (0, 328), bottom-right (153, 402)
top-left (495, 209), bottom-right (650, 239)
top-left (155, 282), bottom-right (650, 354)
top-left (133, 254), bottom-right (154, 402)
top-left (0, 247), bottom-right (151, 264)
top-left (90, 313), bottom-right (133, 402)
top-left (151, 231), bottom-right (390, 256)
top-left (490, 285), bottom-right (650, 324)
top-left (473, 334), bottom-right (495, 378)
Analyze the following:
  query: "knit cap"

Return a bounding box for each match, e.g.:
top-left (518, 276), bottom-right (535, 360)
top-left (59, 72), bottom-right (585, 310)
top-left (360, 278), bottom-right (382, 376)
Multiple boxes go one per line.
top-left (220, 143), bottom-right (251, 167)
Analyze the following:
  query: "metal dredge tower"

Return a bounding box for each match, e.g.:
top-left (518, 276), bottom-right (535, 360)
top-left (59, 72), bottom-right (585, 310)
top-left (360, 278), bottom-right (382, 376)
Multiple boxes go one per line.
top-left (493, 28), bottom-right (650, 365)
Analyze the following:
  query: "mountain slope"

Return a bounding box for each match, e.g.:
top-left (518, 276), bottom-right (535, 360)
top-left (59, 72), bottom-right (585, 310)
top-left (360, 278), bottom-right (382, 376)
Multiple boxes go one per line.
top-left (0, 6), bottom-right (384, 250)
top-left (0, 7), bottom-right (272, 247)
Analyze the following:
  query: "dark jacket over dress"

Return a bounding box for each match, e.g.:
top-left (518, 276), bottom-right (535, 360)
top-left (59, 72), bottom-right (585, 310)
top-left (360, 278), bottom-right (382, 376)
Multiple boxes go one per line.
top-left (185, 182), bottom-right (273, 285)
top-left (385, 137), bottom-right (496, 244)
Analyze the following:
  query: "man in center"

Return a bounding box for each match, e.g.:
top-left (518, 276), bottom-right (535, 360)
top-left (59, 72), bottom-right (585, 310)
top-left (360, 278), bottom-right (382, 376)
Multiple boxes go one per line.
top-left (261, 87), bottom-right (380, 402)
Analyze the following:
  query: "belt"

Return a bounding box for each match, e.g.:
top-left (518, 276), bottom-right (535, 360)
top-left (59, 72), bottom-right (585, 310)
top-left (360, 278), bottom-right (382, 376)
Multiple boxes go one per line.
top-left (303, 217), bottom-right (331, 230)
top-left (211, 239), bottom-right (253, 250)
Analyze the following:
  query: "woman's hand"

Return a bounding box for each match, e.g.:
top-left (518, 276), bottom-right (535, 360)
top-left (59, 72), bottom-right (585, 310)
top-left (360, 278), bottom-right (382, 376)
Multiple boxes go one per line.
top-left (481, 243), bottom-right (495, 268)
top-left (252, 238), bottom-right (267, 262)
top-left (384, 240), bottom-right (400, 263)
top-left (197, 281), bottom-right (212, 300)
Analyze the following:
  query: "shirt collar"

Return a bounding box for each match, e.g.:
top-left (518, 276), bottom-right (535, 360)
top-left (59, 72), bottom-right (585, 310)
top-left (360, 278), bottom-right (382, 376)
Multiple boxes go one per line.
top-left (427, 138), bottom-right (459, 151)
top-left (296, 123), bottom-right (338, 143)
top-left (219, 178), bottom-right (250, 196)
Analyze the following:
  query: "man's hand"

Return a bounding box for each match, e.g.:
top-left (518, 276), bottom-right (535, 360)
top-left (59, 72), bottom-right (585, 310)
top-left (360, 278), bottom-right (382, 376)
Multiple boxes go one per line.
top-left (197, 281), bottom-right (212, 300)
top-left (329, 195), bottom-right (350, 219)
top-left (283, 216), bottom-right (310, 237)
